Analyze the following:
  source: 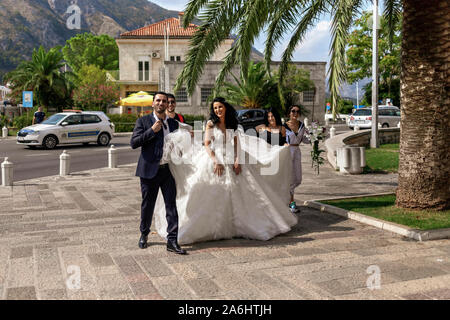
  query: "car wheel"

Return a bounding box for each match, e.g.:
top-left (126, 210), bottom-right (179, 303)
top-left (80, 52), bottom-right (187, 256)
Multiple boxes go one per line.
top-left (97, 132), bottom-right (110, 146)
top-left (42, 135), bottom-right (58, 150)
top-left (382, 123), bottom-right (389, 128)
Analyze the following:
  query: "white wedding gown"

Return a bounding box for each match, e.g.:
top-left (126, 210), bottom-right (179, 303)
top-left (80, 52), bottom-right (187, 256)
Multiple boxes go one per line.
top-left (154, 126), bottom-right (298, 245)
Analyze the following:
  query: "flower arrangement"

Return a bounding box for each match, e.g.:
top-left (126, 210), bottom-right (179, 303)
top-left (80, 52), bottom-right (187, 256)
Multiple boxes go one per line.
top-left (306, 121), bottom-right (326, 175)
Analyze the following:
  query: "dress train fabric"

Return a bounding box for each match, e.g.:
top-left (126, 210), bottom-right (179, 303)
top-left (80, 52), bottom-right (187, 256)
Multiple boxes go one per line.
top-left (154, 126), bottom-right (298, 245)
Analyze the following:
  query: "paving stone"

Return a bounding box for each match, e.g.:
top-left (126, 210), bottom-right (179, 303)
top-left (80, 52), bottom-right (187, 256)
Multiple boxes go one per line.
top-left (185, 278), bottom-right (222, 298)
top-left (87, 253), bottom-right (114, 267)
top-left (128, 281), bottom-right (159, 296)
top-left (401, 293), bottom-right (433, 300)
top-left (38, 289), bottom-right (67, 300)
top-left (6, 286), bottom-right (37, 300)
top-left (10, 246), bottom-right (33, 259)
top-left (423, 288), bottom-right (450, 300)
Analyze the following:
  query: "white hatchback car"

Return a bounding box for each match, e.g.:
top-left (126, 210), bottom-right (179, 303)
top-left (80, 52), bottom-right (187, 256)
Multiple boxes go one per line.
top-left (17, 111), bottom-right (115, 149)
top-left (348, 106), bottom-right (400, 129)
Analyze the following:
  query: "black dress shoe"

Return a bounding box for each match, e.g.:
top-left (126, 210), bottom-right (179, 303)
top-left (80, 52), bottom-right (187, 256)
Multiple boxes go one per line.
top-left (167, 240), bottom-right (187, 255)
top-left (139, 234), bottom-right (148, 249)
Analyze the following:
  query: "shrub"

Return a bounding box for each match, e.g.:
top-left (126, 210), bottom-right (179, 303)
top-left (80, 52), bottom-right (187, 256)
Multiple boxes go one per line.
top-left (13, 114), bottom-right (33, 130)
top-left (107, 113), bottom-right (138, 132)
top-left (183, 114), bottom-right (205, 127)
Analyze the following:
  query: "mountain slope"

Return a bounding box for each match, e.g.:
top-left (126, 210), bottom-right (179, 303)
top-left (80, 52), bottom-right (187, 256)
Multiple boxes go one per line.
top-left (0, 0), bottom-right (180, 80)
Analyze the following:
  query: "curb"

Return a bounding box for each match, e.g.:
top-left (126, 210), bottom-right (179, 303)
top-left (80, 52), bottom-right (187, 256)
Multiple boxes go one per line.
top-left (113, 132), bottom-right (133, 137)
top-left (302, 195), bottom-right (450, 241)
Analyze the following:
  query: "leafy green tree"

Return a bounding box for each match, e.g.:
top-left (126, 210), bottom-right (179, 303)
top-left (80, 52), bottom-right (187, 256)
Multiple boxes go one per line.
top-left (72, 64), bottom-right (120, 112)
top-left (346, 11), bottom-right (401, 104)
top-left (362, 78), bottom-right (400, 106)
top-left (4, 46), bottom-right (71, 112)
top-left (62, 33), bottom-right (119, 73)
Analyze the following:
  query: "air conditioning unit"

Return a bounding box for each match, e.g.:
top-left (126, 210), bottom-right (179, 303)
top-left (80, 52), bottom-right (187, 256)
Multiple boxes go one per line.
top-left (151, 51), bottom-right (161, 59)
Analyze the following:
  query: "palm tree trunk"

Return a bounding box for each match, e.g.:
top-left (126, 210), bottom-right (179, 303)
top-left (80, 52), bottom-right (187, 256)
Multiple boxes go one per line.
top-left (396, 0), bottom-right (450, 210)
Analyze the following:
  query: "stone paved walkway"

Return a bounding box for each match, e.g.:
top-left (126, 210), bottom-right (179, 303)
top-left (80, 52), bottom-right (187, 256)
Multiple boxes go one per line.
top-left (0, 145), bottom-right (449, 300)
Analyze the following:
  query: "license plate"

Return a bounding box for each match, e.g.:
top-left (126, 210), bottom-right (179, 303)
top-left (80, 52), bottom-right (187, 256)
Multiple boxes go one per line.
top-left (356, 120), bottom-right (365, 124)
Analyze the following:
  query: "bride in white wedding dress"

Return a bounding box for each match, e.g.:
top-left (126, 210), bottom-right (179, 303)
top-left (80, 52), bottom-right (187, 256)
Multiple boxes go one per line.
top-left (154, 97), bottom-right (298, 245)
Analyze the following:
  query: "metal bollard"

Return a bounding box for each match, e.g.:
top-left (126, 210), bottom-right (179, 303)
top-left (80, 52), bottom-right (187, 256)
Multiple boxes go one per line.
top-left (397, 122), bottom-right (401, 128)
top-left (378, 123), bottom-right (382, 129)
top-left (354, 125), bottom-right (360, 131)
top-left (108, 144), bottom-right (118, 168)
top-left (1, 157), bottom-right (13, 186)
top-left (330, 126), bottom-right (336, 138)
top-left (59, 150), bottom-right (70, 176)
top-left (2, 126), bottom-right (8, 138)
top-left (304, 117), bottom-right (309, 128)
top-left (325, 118), bottom-right (330, 126)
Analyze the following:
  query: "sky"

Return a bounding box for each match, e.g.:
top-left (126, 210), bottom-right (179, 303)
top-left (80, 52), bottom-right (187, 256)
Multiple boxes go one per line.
top-left (150, 0), bottom-right (333, 63)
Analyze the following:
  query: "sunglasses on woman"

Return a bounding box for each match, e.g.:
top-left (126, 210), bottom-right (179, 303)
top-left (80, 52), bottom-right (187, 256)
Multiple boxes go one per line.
top-left (291, 109), bottom-right (300, 113)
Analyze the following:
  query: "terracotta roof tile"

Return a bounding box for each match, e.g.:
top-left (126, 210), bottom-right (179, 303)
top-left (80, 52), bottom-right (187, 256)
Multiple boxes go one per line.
top-left (120, 17), bottom-right (198, 38)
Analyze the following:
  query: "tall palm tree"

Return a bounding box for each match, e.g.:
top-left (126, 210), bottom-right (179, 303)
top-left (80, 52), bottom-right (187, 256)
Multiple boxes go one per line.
top-left (175, 0), bottom-right (449, 210)
top-left (5, 46), bottom-right (69, 111)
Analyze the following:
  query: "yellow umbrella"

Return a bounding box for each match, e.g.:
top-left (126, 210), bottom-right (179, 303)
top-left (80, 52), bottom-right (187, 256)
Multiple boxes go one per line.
top-left (120, 92), bottom-right (153, 107)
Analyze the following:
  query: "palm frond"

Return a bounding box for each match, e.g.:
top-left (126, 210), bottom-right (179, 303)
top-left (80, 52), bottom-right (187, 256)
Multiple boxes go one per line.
top-left (328, 0), bottom-right (363, 119)
top-left (383, 0), bottom-right (402, 50)
top-left (174, 0), bottom-right (245, 95)
top-left (278, 0), bottom-right (329, 81)
top-left (182, 0), bottom-right (211, 27)
top-left (264, 0), bottom-right (308, 76)
top-left (213, 0), bottom-right (271, 95)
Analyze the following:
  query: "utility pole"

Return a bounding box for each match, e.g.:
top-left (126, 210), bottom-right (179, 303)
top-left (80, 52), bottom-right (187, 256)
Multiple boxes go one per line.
top-left (370, 0), bottom-right (380, 148)
top-left (356, 81), bottom-right (359, 109)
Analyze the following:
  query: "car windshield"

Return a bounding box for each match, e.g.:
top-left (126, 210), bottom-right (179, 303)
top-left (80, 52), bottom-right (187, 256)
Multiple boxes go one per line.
top-left (41, 114), bottom-right (67, 125)
top-left (353, 109), bottom-right (372, 116)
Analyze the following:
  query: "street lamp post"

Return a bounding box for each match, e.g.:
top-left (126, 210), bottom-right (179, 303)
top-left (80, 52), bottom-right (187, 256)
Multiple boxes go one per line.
top-left (371, 0), bottom-right (380, 148)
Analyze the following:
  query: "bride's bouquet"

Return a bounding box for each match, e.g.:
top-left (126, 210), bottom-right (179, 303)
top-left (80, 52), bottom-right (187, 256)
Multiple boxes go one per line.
top-left (306, 121), bottom-right (326, 175)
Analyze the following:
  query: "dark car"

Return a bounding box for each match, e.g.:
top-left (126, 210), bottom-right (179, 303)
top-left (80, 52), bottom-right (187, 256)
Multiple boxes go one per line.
top-left (236, 109), bottom-right (267, 131)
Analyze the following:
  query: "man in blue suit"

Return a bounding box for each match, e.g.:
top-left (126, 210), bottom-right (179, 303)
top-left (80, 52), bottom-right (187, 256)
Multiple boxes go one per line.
top-left (130, 92), bottom-right (187, 254)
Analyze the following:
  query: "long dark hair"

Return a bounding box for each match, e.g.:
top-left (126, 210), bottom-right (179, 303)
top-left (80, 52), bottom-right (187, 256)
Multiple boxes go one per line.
top-left (209, 97), bottom-right (238, 130)
top-left (264, 107), bottom-right (282, 126)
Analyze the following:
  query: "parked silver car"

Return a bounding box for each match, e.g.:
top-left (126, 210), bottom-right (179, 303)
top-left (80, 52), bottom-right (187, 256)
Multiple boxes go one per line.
top-left (348, 106), bottom-right (400, 129)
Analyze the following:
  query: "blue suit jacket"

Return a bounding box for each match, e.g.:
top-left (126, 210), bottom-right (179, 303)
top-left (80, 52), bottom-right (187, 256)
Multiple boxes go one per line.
top-left (130, 114), bottom-right (179, 179)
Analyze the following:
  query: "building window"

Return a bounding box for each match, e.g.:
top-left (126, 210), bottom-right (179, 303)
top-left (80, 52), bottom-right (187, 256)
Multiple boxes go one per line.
top-left (201, 87), bottom-right (213, 102)
top-left (170, 56), bottom-right (175, 61)
top-left (175, 88), bottom-right (188, 102)
top-left (303, 90), bottom-right (315, 103)
top-left (138, 57), bottom-right (149, 81)
top-left (170, 56), bottom-right (181, 62)
top-left (176, 56), bottom-right (181, 61)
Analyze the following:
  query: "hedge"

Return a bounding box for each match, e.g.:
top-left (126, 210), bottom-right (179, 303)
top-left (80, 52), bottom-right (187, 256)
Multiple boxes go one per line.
top-left (107, 114), bottom-right (206, 132)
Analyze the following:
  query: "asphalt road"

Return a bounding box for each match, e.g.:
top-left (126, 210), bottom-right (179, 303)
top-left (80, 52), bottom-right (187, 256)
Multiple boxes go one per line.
top-left (0, 135), bottom-right (140, 182)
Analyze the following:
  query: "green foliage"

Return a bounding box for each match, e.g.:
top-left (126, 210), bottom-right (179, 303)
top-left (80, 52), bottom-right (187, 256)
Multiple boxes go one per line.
top-left (12, 114), bottom-right (33, 130)
top-left (219, 61), bottom-right (313, 117)
top-left (182, 114), bottom-right (205, 127)
top-left (323, 195), bottom-right (450, 230)
top-left (107, 113), bottom-right (138, 132)
top-left (346, 11), bottom-right (401, 106)
top-left (62, 33), bottom-right (119, 73)
top-left (362, 78), bottom-right (400, 107)
top-left (220, 62), bottom-right (276, 110)
top-left (175, 0), bottom-right (403, 121)
top-left (73, 65), bottom-right (120, 112)
top-left (4, 46), bottom-right (72, 112)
